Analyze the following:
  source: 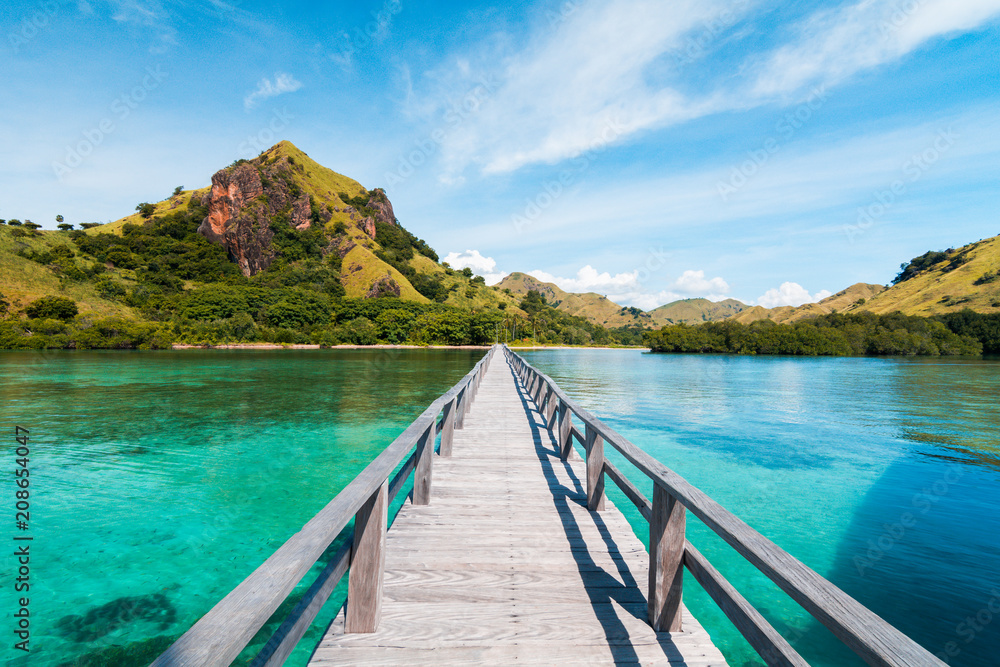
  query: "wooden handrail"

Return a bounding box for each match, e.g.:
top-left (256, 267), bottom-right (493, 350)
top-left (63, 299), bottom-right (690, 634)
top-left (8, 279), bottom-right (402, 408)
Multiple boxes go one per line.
top-left (503, 346), bottom-right (944, 667)
top-left (153, 346), bottom-right (498, 666)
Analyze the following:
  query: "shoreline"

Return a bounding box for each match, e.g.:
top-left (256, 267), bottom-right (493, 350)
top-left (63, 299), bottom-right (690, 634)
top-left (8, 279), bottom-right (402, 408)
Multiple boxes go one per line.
top-left (170, 343), bottom-right (646, 351)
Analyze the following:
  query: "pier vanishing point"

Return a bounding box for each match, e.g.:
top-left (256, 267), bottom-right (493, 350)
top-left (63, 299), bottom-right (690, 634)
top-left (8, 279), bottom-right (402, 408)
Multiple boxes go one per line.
top-left (152, 346), bottom-right (946, 666)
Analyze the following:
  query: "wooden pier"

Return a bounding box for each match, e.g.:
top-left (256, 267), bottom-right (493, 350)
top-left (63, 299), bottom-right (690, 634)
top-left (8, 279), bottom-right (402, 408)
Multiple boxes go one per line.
top-left (154, 345), bottom-right (947, 667)
top-left (310, 345), bottom-right (724, 665)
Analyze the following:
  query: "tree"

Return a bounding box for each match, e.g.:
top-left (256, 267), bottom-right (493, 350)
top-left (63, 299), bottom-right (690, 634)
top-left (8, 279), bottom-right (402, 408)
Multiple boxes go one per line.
top-left (25, 296), bottom-right (78, 320)
top-left (172, 186), bottom-right (184, 197)
top-left (8, 219), bottom-right (22, 226)
top-left (55, 214), bottom-right (64, 223)
top-left (79, 222), bottom-right (101, 230)
top-left (136, 203), bottom-right (156, 218)
top-left (0, 219), bottom-right (6, 225)
top-left (23, 221), bottom-right (41, 231)
top-left (57, 223), bottom-right (74, 231)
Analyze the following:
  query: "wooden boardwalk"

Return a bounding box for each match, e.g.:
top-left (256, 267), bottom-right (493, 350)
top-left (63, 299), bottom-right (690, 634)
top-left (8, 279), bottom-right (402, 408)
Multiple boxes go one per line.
top-left (310, 354), bottom-right (727, 665)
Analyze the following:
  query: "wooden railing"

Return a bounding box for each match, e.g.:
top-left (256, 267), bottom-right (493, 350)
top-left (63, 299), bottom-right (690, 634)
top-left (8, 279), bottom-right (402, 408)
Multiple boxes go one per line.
top-left (152, 345), bottom-right (499, 667)
top-left (505, 346), bottom-right (945, 667)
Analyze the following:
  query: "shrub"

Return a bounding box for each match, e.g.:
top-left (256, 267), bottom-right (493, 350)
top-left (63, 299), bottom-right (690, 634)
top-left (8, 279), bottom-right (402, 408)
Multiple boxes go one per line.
top-left (25, 296), bottom-right (78, 320)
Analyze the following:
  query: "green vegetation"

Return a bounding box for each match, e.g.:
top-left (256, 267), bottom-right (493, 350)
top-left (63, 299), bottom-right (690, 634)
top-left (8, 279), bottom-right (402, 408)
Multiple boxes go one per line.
top-left (645, 312), bottom-right (984, 356)
top-left (893, 247), bottom-right (975, 285)
top-left (514, 290), bottom-right (644, 346)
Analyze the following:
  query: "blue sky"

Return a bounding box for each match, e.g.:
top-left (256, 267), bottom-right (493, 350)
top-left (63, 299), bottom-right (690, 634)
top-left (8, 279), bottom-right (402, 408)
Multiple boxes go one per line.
top-left (3, 0), bottom-right (999, 309)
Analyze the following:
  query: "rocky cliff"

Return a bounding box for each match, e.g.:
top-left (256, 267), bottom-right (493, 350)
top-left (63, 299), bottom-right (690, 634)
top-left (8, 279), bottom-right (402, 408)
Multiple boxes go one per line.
top-left (196, 158), bottom-right (326, 276)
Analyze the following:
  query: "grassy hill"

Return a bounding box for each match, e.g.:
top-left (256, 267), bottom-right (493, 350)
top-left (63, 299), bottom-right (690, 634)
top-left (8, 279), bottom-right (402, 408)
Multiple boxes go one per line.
top-left (731, 283), bottom-right (886, 324)
top-left (497, 272), bottom-right (650, 327)
top-left (648, 298), bottom-right (747, 325)
top-left (2, 141), bottom-right (614, 349)
top-left (857, 236), bottom-right (1000, 316)
top-left (497, 272), bottom-right (747, 327)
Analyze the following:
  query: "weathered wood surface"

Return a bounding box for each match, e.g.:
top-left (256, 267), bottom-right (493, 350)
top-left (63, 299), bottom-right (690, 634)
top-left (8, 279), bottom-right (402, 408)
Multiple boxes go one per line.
top-left (311, 354), bottom-right (726, 665)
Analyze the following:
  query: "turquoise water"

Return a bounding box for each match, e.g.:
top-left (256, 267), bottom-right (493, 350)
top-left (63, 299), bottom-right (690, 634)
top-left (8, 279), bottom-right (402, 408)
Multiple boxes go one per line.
top-left (0, 349), bottom-right (482, 666)
top-left (521, 349), bottom-right (1000, 667)
top-left (2, 349), bottom-right (997, 666)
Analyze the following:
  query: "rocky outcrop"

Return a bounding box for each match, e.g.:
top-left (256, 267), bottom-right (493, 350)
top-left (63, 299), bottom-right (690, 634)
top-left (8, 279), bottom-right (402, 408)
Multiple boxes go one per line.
top-left (366, 274), bottom-right (401, 298)
top-left (197, 164), bottom-right (273, 277)
top-left (366, 188), bottom-right (395, 228)
top-left (197, 158), bottom-right (331, 276)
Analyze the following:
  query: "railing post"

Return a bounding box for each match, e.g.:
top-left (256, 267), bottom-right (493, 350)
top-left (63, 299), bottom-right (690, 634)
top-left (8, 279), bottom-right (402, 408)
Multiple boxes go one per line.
top-left (455, 387), bottom-right (467, 430)
top-left (558, 400), bottom-right (573, 460)
top-left (412, 422), bottom-right (434, 505)
top-left (649, 483), bottom-right (684, 632)
top-left (585, 424), bottom-right (605, 511)
top-left (545, 388), bottom-right (557, 429)
top-left (346, 480), bottom-right (388, 633)
top-left (533, 376), bottom-right (544, 405)
top-left (439, 398), bottom-right (456, 457)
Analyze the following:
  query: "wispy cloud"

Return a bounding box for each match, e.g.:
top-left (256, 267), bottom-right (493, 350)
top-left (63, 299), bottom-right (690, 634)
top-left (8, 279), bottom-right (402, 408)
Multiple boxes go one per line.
top-left (750, 0), bottom-right (1000, 97)
top-left (244, 73), bottom-right (303, 111)
top-left (426, 0), bottom-right (1000, 179)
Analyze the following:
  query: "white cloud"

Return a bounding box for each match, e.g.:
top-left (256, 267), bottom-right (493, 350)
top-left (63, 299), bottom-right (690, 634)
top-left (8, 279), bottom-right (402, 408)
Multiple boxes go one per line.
top-left (442, 249), bottom-right (508, 285)
top-left (672, 269), bottom-right (729, 295)
top-left (529, 265), bottom-right (640, 295)
top-left (756, 282), bottom-right (833, 308)
top-left (428, 0), bottom-right (1000, 178)
top-left (524, 265), bottom-right (731, 310)
top-left (244, 72), bottom-right (303, 110)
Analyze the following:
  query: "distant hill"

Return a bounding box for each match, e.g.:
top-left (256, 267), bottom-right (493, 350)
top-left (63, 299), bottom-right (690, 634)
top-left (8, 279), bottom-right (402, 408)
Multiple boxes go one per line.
top-left (498, 272), bottom-right (748, 327)
top-left (648, 298), bottom-right (747, 325)
top-left (731, 283), bottom-right (887, 324)
top-left (498, 272), bottom-right (653, 327)
top-left (856, 236), bottom-right (1000, 316)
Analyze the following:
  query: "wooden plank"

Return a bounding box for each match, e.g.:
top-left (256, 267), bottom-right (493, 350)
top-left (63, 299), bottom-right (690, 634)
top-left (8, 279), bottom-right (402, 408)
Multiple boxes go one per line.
top-left (605, 460), bottom-right (653, 521)
top-left (250, 540), bottom-right (351, 667)
top-left (684, 541), bottom-right (808, 667)
top-left (649, 484), bottom-right (685, 632)
top-left (346, 481), bottom-right (388, 633)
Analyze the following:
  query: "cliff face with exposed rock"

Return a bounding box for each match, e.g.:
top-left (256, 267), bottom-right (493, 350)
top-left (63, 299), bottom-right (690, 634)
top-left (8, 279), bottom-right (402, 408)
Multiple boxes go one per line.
top-left (197, 158), bottom-right (329, 276)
